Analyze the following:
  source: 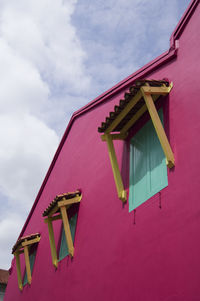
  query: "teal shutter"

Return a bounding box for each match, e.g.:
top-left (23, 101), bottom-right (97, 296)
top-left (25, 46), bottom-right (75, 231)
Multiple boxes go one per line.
top-left (129, 109), bottom-right (168, 211)
top-left (23, 250), bottom-right (36, 286)
top-left (59, 213), bottom-right (78, 261)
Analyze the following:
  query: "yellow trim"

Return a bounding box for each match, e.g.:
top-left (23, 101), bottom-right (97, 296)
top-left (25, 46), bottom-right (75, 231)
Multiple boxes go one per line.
top-left (45, 194), bottom-right (81, 266)
top-left (60, 206), bottom-right (74, 257)
top-left (47, 219), bottom-right (58, 268)
top-left (14, 252), bottom-right (23, 291)
top-left (44, 214), bottom-right (62, 223)
top-left (13, 235), bottom-right (40, 290)
top-left (101, 133), bottom-right (128, 141)
top-left (104, 134), bottom-right (126, 202)
top-left (141, 87), bottom-right (175, 168)
top-left (24, 245), bottom-right (32, 285)
top-left (99, 82), bottom-right (174, 203)
top-left (120, 95), bottom-right (160, 134)
top-left (141, 83), bottom-right (173, 95)
top-left (21, 237), bottom-right (40, 248)
top-left (57, 195), bottom-right (82, 208)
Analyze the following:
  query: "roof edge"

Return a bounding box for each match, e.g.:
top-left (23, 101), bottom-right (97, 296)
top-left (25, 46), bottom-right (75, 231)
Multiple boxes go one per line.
top-left (170, 0), bottom-right (200, 47)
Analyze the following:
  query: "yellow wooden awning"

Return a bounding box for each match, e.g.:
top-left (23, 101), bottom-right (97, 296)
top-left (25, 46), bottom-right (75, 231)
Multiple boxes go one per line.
top-left (43, 190), bottom-right (82, 267)
top-left (98, 79), bottom-right (174, 203)
top-left (12, 233), bottom-right (40, 290)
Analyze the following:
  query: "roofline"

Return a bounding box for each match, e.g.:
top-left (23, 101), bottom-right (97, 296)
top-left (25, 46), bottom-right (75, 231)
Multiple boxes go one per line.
top-left (19, 0), bottom-right (199, 239)
top-left (170, 0), bottom-right (200, 47)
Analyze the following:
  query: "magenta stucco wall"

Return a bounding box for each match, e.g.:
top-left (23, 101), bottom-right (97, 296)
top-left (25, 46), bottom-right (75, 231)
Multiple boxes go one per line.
top-left (5, 2), bottom-right (200, 300)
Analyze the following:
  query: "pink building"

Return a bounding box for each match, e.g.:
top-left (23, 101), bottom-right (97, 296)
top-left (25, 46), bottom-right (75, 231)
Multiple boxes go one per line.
top-left (5, 1), bottom-right (200, 300)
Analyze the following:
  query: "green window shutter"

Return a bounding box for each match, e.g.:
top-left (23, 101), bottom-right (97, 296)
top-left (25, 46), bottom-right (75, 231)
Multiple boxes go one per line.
top-left (129, 109), bottom-right (168, 212)
top-left (23, 250), bottom-right (36, 286)
top-left (59, 213), bottom-right (78, 261)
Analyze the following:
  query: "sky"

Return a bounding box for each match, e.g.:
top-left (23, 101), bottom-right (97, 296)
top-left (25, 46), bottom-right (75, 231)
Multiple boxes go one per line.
top-left (0, 0), bottom-right (190, 269)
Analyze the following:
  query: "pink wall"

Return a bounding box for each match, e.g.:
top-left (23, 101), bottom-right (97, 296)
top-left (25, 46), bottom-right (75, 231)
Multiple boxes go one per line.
top-left (5, 3), bottom-right (200, 300)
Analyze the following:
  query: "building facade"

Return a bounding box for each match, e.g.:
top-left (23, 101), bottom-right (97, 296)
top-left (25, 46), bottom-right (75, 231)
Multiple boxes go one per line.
top-left (4, 1), bottom-right (200, 300)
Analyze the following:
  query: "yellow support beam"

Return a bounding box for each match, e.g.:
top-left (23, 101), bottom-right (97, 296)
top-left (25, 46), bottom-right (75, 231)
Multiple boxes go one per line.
top-left (22, 237), bottom-right (40, 248)
top-left (105, 91), bottom-right (142, 133)
top-left (141, 84), bottom-right (173, 95)
top-left (24, 245), bottom-right (32, 285)
top-left (141, 87), bottom-right (175, 168)
top-left (120, 95), bottom-right (160, 134)
top-left (60, 206), bottom-right (74, 257)
top-left (101, 133), bottom-right (128, 141)
top-left (57, 195), bottom-right (82, 208)
top-left (47, 218), bottom-right (58, 268)
top-left (44, 214), bottom-right (62, 223)
top-left (104, 134), bottom-right (126, 202)
top-left (14, 252), bottom-right (23, 291)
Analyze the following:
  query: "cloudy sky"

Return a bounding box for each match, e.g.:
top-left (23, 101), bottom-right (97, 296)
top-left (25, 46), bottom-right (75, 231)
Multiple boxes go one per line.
top-left (0, 0), bottom-right (190, 269)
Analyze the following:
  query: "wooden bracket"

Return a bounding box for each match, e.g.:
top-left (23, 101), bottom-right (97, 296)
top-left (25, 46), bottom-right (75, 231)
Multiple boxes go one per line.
top-left (14, 252), bottom-right (23, 291)
top-left (104, 134), bottom-right (127, 202)
top-left (141, 85), bottom-right (175, 168)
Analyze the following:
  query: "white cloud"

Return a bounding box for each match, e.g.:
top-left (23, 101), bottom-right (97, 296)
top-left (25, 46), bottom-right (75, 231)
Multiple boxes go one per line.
top-left (0, 213), bottom-right (24, 269)
top-left (0, 0), bottom-right (91, 269)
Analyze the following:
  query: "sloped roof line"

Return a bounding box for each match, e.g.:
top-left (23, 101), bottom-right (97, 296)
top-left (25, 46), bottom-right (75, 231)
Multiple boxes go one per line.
top-left (19, 0), bottom-right (199, 239)
top-left (170, 0), bottom-right (200, 47)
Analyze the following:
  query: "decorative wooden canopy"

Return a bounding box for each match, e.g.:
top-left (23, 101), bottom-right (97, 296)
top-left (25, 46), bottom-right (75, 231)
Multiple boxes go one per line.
top-left (98, 79), bottom-right (174, 203)
top-left (43, 190), bottom-right (82, 268)
top-left (12, 233), bottom-right (40, 290)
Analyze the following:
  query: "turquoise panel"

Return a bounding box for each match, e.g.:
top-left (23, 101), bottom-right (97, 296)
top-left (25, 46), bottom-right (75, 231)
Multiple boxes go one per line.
top-left (129, 109), bottom-right (168, 212)
top-left (23, 250), bottom-right (36, 286)
top-left (59, 213), bottom-right (77, 261)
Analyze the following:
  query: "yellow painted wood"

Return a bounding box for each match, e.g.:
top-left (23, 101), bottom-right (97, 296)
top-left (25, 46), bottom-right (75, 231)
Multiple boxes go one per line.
top-left (47, 218), bottom-right (58, 268)
top-left (58, 195), bottom-right (82, 208)
top-left (14, 252), bottom-right (23, 291)
top-left (120, 95), bottom-right (160, 134)
top-left (105, 134), bottom-right (126, 202)
top-left (44, 214), bottom-right (62, 223)
top-left (101, 133), bottom-right (128, 141)
top-left (141, 84), bottom-right (173, 95)
top-left (141, 89), bottom-right (175, 168)
top-left (21, 237), bottom-right (40, 248)
top-left (24, 245), bottom-right (32, 285)
top-left (60, 206), bottom-right (74, 257)
top-left (105, 90), bottom-right (142, 133)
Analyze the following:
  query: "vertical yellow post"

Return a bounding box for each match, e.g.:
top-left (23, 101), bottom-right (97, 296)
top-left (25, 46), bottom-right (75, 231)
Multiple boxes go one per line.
top-left (47, 218), bottom-right (58, 268)
top-left (105, 134), bottom-right (127, 202)
top-left (14, 252), bottom-right (23, 291)
top-left (60, 206), bottom-right (74, 257)
top-left (141, 90), bottom-right (175, 168)
top-left (24, 245), bottom-right (31, 285)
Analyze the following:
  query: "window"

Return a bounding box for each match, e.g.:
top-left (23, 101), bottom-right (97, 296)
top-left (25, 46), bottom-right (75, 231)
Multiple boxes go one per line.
top-left (12, 233), bottom-right (40, 290)
top-left (129, 110), bottom-right (168, 211)
top-left (59, 213), bottom-right (77, 261)
top-left (98, 79), bottom-right (174, 204)
top-left (43, 190), bottom-right (82, 268)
